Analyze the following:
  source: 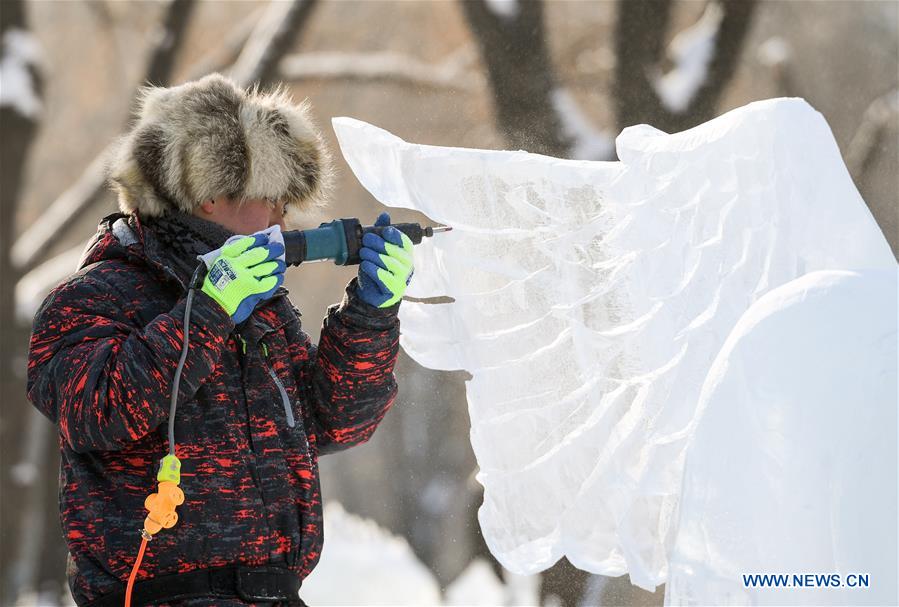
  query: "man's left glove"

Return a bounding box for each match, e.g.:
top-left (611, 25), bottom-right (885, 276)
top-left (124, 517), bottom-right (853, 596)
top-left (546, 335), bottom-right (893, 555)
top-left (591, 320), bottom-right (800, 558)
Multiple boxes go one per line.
top-left (357, 212), bottom-right (414, 309)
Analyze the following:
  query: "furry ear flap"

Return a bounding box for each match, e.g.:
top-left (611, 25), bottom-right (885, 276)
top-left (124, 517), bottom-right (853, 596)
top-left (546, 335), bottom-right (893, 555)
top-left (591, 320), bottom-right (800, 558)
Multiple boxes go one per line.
top-left (107, 74), bottom-right (331, 222)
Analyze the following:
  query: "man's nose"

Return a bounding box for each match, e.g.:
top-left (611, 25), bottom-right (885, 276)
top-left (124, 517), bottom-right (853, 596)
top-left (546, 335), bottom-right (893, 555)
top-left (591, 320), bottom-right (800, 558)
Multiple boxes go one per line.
top-left (270, 202), bottom-right (287, 229)
top-left (269, 213), bottom-right (286, 230)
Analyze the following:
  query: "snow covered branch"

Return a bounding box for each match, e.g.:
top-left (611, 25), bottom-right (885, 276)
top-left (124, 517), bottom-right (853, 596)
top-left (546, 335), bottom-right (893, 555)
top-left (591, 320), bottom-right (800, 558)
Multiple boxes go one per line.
top-left (615, 0), bottom-right (758, 133)
top-left (15, 243), bottom-right (87, 323)
top-left (0, 27), bottom-right (42, 119)
top-left (279, 48), bottom-right (480, 92)
top-left (184, 5), bottom-right (267, 82)
top-left (551, 88), bottom-right (614, 160)
top-left (483, 0), bottom-right (520, 21)
top-left (653, 1), bottom-right (724, 113)
top-left (11, 154), bottom-right (106, 272)
top-left (228, 0), bottom-right (318, 88)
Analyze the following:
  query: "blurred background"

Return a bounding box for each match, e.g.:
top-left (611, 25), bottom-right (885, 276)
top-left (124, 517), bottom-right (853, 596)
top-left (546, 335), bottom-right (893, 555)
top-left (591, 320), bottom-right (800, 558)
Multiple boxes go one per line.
top-left (1, 0), bottom-right (896, 605)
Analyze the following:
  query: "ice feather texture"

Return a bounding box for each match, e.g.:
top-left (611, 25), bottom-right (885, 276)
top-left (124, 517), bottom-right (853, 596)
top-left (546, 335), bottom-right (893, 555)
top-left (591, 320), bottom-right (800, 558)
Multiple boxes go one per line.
top-left (331, 99), bottom-right (895, 590)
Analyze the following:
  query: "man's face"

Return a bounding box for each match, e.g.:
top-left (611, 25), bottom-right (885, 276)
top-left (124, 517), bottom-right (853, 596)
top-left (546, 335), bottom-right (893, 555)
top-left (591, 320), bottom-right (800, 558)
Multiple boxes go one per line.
top-left (197, 197), bottom-right (287, 235)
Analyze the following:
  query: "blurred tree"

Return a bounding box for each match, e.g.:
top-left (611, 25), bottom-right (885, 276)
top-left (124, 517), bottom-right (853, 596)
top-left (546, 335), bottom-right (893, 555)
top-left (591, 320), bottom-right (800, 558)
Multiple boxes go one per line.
top-left (615, 0), bottom-right (759, 134)
top-left (144, 0), bottom-right (198, 90)
top-left (462, 0), bottom-right (758, 164)
top-left (2, 0), bottom-right (195, 603)
top-left (755, 28), bottom-right (897, 257)
top-left (228, 0), bottom-right (318, 87)
top-left (458, 0), bottom-right (571, 157)
top-left (1, 0), bottom-right (195, 602)
top-left (0, 2), bottom-right (39, 370)
top-left (844, 89), bottom-right (899, 256)
top-left (0, 1), bottom-right (44, 603)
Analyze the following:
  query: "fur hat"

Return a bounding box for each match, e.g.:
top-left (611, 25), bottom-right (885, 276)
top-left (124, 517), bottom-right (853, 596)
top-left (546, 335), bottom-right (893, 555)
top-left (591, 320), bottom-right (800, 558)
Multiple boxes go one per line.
top-left (107, 73), bottom-right (331, 226)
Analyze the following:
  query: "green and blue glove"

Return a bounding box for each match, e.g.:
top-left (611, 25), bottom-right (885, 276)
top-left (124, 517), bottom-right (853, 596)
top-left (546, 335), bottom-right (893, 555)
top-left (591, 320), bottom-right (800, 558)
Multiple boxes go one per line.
top-left (357, 212), bottom-right (414, 309)
top-left (201, 233), bottom-right (286, 324)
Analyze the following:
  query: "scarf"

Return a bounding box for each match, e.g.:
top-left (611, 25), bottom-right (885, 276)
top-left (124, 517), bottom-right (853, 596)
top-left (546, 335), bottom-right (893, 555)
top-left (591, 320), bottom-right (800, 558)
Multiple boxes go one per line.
top-left (141, 211), bottom-right (235, 285)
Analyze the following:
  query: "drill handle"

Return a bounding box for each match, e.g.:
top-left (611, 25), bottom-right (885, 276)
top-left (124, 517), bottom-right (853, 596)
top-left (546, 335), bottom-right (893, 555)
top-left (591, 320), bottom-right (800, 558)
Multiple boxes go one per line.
top-left (348, 221), bottom-right (430, 265)
top-left (283, 219), bottom-right (432, 267)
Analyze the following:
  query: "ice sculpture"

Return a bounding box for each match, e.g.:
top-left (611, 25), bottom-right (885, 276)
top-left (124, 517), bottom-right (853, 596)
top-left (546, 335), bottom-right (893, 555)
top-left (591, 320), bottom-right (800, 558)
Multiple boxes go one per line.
top-left (666, 269), bottom-right (897, 606)
top-left (331, 99), bottom-right (895, 590)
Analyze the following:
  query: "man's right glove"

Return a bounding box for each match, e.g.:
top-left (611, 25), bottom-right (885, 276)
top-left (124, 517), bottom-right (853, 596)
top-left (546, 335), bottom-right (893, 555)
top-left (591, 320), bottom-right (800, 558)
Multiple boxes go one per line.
top-left (201, 234), bottom-right (285, 324)
top-left (357, 212), bottom-right (414, 309)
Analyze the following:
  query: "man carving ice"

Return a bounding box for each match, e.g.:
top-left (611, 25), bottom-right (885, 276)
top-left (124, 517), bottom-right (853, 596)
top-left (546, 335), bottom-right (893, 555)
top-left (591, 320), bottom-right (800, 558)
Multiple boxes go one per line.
top-left (26, 74), bottom-right (414, 606)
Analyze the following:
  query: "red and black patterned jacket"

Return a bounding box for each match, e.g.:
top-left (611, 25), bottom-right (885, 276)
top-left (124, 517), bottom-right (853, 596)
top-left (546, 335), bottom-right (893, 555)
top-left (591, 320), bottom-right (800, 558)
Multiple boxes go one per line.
top-left (26, 212), bottom-right (400, 606)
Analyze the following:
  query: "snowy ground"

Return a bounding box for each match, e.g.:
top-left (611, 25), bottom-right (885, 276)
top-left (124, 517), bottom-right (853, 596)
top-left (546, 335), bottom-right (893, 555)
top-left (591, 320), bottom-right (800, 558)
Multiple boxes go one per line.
top-left (303, 502), bottom-right (541, 606)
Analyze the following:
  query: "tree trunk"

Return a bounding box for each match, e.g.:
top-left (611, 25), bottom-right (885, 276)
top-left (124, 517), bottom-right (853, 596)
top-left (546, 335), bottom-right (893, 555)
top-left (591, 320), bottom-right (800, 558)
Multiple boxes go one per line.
top-left (0, 0), bottom-right (44, 602)
top-left (458, 0), bottom-right (571, 157)
top-left (615, 0), bottom-right (759, 134)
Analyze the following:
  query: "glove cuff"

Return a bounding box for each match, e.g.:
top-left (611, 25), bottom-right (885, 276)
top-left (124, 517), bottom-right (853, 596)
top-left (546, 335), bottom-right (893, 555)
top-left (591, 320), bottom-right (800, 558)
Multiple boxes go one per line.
top-left (192, 288), bottom-right (237, 333)
top-left (332, 278), bottom-right (400, 330)
top-left (201, 279), bottom-right (238, 316)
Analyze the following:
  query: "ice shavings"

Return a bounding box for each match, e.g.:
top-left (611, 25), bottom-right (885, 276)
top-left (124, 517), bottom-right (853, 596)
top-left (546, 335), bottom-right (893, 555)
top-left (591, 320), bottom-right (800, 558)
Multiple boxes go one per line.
top-left (331, 99), bottom-right (895, 590)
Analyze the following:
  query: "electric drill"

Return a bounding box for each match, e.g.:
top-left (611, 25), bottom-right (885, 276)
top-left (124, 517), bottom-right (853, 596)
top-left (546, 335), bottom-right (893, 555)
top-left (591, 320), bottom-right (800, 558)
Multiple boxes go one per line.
top-left (283, 218), bottom-right (451, 266)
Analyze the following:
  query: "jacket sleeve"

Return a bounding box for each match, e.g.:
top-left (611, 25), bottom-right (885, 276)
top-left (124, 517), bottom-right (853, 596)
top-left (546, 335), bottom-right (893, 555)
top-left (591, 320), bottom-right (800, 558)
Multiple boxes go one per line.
top-left (26, 269), bottom-right (235, 453)
top-left (296, 278), bottom-right (400, 455)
